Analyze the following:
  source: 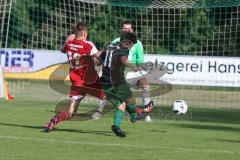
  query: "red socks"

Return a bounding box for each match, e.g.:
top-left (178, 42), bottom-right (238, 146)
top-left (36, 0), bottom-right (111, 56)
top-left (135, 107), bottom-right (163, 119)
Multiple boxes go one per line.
top-left (56, 111), bottom-right (71, 123)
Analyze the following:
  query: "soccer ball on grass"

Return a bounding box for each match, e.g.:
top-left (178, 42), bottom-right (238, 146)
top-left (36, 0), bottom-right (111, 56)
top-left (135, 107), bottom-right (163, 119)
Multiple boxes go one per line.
top-left (172, 100), bottom-right (188, 114)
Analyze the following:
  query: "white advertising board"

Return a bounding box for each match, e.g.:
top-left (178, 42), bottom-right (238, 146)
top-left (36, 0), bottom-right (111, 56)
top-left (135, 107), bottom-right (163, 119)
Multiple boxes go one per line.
top-left (145, 54), bottom-right (240, 87)
top-left (1, 49), bottom-right (239, 87)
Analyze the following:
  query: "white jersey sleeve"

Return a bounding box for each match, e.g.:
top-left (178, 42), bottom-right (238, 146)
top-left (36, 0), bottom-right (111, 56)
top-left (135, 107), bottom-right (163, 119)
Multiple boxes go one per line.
top-left (87, 41), bottom-right (99, 55)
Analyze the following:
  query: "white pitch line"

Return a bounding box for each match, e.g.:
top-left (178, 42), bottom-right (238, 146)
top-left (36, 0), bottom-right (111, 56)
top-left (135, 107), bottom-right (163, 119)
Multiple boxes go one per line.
top-left (0, 135), bottom-right (236, 154)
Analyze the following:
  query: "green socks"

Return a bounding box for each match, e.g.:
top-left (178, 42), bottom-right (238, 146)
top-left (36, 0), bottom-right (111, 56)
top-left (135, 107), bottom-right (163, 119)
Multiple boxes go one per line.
top-left (127, 103), bottom-right (137, 122)
top-left (127, 100), bottom-right (136, 114)
top-left (114, 109), bottom-right (124, 128)
top-left (114, 102), bottom-right (137, 128)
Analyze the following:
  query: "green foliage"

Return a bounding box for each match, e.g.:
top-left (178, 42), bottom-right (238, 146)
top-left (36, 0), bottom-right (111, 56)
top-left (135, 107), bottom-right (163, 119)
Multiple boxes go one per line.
top-left (89, 8), bottom-right (120, 49)
top-left (4, 0), bottom-right (240, 56)
top-left (107, 0), bottom-right (154, 7)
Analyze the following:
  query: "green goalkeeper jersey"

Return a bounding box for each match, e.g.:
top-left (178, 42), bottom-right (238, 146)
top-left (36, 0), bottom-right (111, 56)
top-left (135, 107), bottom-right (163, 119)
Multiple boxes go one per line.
top-left (112, 37), bottom-right (144, 65)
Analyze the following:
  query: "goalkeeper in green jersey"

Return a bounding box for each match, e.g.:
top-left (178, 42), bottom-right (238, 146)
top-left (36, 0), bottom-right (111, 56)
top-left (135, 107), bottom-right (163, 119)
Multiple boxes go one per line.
top-left (95, 32), bottom-right (139, 137)
top-left (92, 20), bottom-right (153, 120)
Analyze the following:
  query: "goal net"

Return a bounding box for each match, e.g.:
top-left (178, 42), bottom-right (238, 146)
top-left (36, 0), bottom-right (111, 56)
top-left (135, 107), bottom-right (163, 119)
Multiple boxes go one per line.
top-left (0, 0), bottom-right (239, 110)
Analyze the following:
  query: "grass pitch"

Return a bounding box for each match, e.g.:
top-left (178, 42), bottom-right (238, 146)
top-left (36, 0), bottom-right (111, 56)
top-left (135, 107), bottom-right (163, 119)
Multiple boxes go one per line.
top-left (0, 99), bottom-right (239, 160)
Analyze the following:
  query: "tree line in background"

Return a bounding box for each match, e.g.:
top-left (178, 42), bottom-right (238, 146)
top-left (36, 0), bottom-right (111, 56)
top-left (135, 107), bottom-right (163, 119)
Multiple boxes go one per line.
top-left (2, 0), bottom-right (240, 56)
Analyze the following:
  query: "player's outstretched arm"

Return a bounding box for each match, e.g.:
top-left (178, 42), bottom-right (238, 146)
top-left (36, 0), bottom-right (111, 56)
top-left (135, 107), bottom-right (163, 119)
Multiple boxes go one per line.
top-left (61, 34), bottom-right (76, 53)
top-left (94, 57), bottom-right (102, 66)
top-left (65, 34), bottom-right (76, 43)
top-left (92, 51), bottom-right (103, 58)
top-left (120, 56), bottom-right (139, 72)
top-left (93, 51), bottom-right (104, 66)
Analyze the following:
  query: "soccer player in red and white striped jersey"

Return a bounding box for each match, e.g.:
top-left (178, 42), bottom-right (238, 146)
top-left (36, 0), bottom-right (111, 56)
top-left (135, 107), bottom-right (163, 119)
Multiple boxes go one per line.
top-left (44, 22), bottom-right (105, 132)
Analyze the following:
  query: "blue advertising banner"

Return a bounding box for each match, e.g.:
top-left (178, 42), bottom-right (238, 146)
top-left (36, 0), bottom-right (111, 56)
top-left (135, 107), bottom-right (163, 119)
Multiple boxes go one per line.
top-left (0, 49), bottom-right (67, 73)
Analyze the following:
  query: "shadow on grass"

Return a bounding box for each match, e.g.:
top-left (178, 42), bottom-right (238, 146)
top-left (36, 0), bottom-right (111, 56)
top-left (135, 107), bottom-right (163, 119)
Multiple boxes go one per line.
top-left (190, 107), bottom-right (240, 125)
top-left (171, 123), bottom-right (240, 133)
top-left (0, 122), bottom-right (113, 137)
top-left (149, 129), bottom-right (167, 133)
top-left (215, 138), bottom-right (240, 144)
top-left (153, 107), bottom-right (240, 125)
top-left (50, 128), bottom-right (113, 137)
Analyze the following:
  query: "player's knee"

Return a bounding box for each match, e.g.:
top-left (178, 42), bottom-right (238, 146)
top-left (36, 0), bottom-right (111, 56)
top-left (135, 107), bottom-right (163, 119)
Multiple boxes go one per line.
top-left (138, 78), bottom-right (149, 89)
top-left (117, 103), bottom-right (126, 111)
top-left (141, 84), bottom-right (150, 91)
top-left (69, 95), bottom-right (84, 113)
top-left (70, 95), bottom-right (84, 101)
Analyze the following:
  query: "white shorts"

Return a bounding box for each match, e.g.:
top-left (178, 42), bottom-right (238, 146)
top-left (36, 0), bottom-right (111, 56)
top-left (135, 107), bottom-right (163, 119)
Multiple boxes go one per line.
top-left (125, 70), bottom-right (148, 87)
